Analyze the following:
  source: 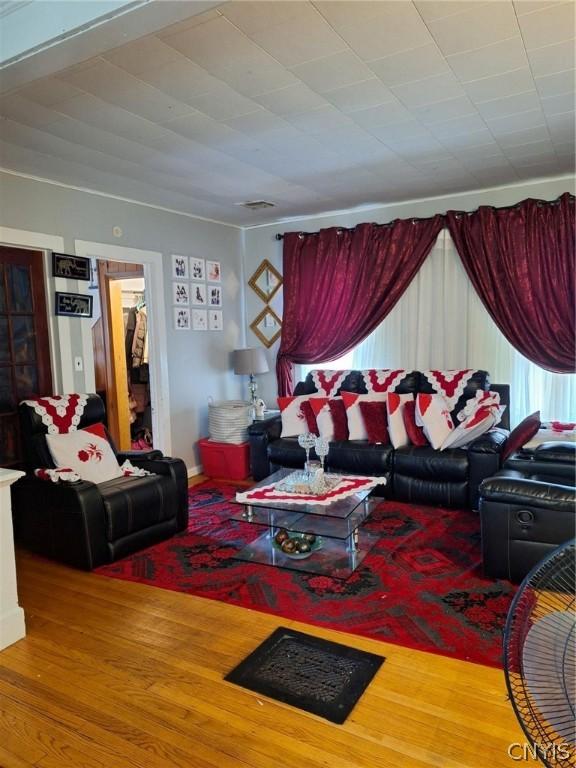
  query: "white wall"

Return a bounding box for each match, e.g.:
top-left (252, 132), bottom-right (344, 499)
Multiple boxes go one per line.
top-left (0, 171), bottom-right (243, 470)
top-left (242, 174), bottom-right (576, 405)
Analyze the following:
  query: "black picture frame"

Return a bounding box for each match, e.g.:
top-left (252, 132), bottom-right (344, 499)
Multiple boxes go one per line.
top-left (55, 292), bottom-right (93, 318)
top-left (52, 252), bottom-right (91, 281)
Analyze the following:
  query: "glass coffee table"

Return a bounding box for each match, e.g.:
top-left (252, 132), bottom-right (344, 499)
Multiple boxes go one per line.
top-left (229, 468), bottom-right (380, 580)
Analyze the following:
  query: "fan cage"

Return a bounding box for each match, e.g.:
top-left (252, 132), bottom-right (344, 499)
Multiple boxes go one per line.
top-left (504, 540), bottom-right (576, 768)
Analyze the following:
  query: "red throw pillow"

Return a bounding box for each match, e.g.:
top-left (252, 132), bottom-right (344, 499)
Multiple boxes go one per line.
top-left (502, 411), bottom-right (541, 462)
top-left (328, 398), bottom-right (349, 441)
top-left (300, 400), bottom-right (320, 435)
top-left (359, 401), bottom-right (389, 444)
top-left (402, 400), bottom-right (428, 446)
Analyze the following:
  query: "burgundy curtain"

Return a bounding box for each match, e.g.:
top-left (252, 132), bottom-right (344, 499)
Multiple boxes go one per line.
top-left (447, 193), bottom-right (575, 374)
top-left (276, 216), bottom-right (444, 395)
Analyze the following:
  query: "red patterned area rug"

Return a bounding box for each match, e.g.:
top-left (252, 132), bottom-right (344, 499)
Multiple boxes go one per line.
top-left (96, 481), bottom-right (515, 667)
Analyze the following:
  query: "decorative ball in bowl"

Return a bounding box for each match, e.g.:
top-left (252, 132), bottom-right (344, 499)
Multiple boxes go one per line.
top-left (273, 529), bottom-right (321, 559)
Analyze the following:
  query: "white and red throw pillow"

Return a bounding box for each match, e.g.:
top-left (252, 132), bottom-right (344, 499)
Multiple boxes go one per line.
top-left (420, 370), bottom-right (476, 412)
top-left (278, 395), bottom-right (323, 437)
top-left (309, 397), bottom-right (336, 441)
top-left (46, 422), bottom-right (123, 484)
top-left (361, 369), bottom-right (406, 393)
top-left (341, 391), bottom-right (388, 440)
top-left (386, 392), bottom-right (415, 448)
top-left (441, 390), bottom-right (504, 450)
top-left (310, 370), bottom-right (350, 396)
top-left (416, 393), bottom-right (454, 450)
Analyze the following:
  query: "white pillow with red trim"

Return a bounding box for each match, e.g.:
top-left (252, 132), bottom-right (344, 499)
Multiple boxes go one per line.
top-left (46, 422), bottom-right (123, 484)
top-left (441, 390), bottom-right (504, 450)
top-left (277, 394), bottom-right (323, 437)
top-left (415, 393), bottom-right (454, 450)
top-left (386, 392), bottom-right (415, 449)
top-left (341, 391), bottom-right (388, 440)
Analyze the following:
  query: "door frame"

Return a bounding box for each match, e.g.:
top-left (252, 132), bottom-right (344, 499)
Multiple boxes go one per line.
top-left (74, 240), bottom-right (172, 455)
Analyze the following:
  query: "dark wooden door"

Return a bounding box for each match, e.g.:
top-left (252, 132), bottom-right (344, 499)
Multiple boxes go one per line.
top-left (0, 246), bottom-right (52, 467)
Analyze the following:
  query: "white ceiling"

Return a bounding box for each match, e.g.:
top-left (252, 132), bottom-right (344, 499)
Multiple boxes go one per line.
top-left (1, 0), bottom-right (574, 225)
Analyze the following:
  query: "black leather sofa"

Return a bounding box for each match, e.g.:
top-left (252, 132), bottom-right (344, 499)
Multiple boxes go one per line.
top-left (249, 370), bottom-right (510, 509)
top-left (11, 394), bottom-right (188, 570)
top-left (479, 442), bottom-right (576, 582)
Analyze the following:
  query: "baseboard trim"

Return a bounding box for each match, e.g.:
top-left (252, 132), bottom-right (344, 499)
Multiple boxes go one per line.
top-left (187, 465), bottom-right (202, 479)
top-left (0, 606), bottom-right (26, 650)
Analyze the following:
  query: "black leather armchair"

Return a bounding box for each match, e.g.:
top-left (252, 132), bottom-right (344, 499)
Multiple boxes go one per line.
top-left (11, 394), bottom-right (188, 570)
top-left (479, 442), bottom-right (576, 582)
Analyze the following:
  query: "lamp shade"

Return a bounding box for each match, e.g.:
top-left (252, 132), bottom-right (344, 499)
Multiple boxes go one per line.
top-left (233, 347), bottom-right (269, 375)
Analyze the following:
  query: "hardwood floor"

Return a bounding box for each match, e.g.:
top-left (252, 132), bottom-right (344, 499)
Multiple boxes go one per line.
top-left (1, 545), bottom-right (524, 768)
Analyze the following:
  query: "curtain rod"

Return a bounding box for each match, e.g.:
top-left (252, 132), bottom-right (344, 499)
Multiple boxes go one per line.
top-left (274, 193), bottom-right (573, 241)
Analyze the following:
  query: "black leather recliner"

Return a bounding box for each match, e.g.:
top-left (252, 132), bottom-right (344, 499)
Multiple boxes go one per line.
top-left (479, 442), bottom-right (576, 582)
top-left (248, 370), bottom-right (510, 509)
top-left (11, 394), bottom-right (188, 570)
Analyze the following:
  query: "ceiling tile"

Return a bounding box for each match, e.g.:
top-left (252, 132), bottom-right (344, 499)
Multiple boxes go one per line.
top-left (475, 90), bottom-right (542, 119)
top-left (324, 78), bottom-right (395, 113)
top-left (290, 51), bottom-right (374, 94)
top-left (284, 105), bottom-right (356, 134)
top-left (427, 2), bottom-right (519, 56)
top-left (368, 43), bottom-right (450, 87)
top-left (463, 67), bottom-right (536, 102)
top-left (220, 1), bottom-right (312, 35)
top-left (253, 83), bottom-right (327, 115)
top-left (222, 110), bottom-right (291, 134)
top-left (495, 124), bottom-right (552, 147)
top-left (103, 36), bottom-right (183, 75)
top-left (350, 99), bottom-right (414, 129)
top-left (0, 94), bottom-right (63, 128)
top-left (428, 112), bottom-right (489, 139)
top-left (334, 4), bottom-right (433, 61)
top-left (54, 94), bottom-right (169, 141)
top-left (528, 39), bottom-right (576, 77)
top-left (540, 92), bottom-right (575, 116)
top-left (513, 1), bottom-right (566, 15)
top-left (392, 72), bottom-right (465, 108)
top-left (487, 108), bottom-right (547, 135)
top-left (186, 84), bottom-right (261, 121)
top-left (18, 77), bottom-right (83, 107)
top-left (414, 1), bottom-right (489, 23)
top-left (413, 95), bottom-right (477, 124)
top-left (313, 1), bottom-right (396, 30)
top-left (546, 111), bottom-right (576, 142)
top-left (535, 69), bottom-right (576, 98)
top-left (366, 119), bottom-right (430, 142)
top-left (471, 166), bottom-right (519, 185)
top-left (249, 14), bottom-right (347, 68)
top-left (133, 60), bottom-right (222, 104)
top-left (502, 139), bottom-right (556, 159)
top-left (517, 2), bottom-right (576, 50)
top-left (439, 129), bottom-right (498, 151)
top-left (447, 37), bottom-right (529, 82)
top-left (208, 61), bottom-right (299, 99)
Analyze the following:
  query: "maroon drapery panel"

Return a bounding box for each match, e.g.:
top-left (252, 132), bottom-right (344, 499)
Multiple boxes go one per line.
top-left (276, 216), bottom-right (444, 395)
top-left (446, 193), bottom-right (575, 374)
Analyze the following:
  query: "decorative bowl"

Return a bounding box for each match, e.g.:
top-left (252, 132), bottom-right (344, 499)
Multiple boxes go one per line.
top-left (273, 535), bottom-right (322, 559)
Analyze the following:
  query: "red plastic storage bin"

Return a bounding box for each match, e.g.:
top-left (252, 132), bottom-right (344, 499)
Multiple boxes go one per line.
top-left (198, 438), bottom-right (250, 480)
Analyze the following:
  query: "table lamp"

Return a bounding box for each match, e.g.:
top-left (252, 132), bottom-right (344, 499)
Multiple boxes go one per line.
top-left (233, 347), bottom-right (269, 413)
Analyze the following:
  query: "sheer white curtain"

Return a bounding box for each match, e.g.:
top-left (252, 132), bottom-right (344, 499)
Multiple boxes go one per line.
top-left (302, 230), bottom-right (575, 427)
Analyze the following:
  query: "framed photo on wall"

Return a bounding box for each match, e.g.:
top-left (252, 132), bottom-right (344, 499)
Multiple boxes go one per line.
top-left (55, 292), bottom-right (93, 318)
top-left (208, 309), bottom-right (223, 331)
top-left (190, 257), bottom-right (205, 281)
top-left (171, 254), bottom-right (189, 280)
top-left (191, 282), bottom-right (207, 306)
top-left (192, 309), bottom-right (207, 331)
top-left (52, 253), bottom-right (91, 281)
top-left (172, 282), bottom-right (190, 306)
top-left (174, 307), bottom-right (190, 330)
top-left (206, 260), bottom-right (221, 282)
top-left (208, 285), bottom-right (222, 308)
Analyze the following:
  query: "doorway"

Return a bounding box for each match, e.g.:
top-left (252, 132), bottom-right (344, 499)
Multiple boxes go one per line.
top-left (92, 260), bottom-right (153, 452)
top-left (0, 245), bottom-right (53, 468)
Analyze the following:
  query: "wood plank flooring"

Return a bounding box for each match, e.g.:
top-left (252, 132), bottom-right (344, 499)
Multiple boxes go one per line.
top-left (2, 476), bottom-right (523, 767)
top-left (1, 545), bottom-right (524, 768)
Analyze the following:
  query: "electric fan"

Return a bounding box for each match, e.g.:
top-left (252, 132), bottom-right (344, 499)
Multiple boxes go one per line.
top-left (504, 539), bottom-right (575, 767)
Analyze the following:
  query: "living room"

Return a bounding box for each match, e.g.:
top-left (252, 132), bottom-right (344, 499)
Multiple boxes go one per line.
top-left (1, 1), bottom-right (575, 766)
